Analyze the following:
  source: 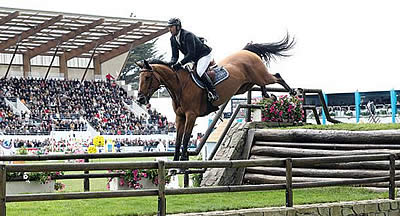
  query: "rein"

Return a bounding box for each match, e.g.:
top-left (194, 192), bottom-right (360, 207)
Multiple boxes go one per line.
top-left (142, 65), bottom-right (182, 107)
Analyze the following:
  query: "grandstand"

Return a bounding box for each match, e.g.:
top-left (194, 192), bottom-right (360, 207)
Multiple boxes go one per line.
top-left (0, 7), bottom-right (178, 151)
top-left (0, 7), bottom-right (168, 80)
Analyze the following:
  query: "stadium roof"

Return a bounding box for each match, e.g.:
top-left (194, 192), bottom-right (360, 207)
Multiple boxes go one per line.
top-left (0, 7), bottom-right (169, 63)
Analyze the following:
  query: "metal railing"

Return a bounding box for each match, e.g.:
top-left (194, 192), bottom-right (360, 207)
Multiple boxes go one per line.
top-left (0, 153), bottom-right (397, 216)
top-left (248, 87), bottom-right (341, 124)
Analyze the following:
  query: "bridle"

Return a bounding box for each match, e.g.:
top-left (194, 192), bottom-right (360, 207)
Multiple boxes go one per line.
top-left (138, 69), bottom-right (159, 103)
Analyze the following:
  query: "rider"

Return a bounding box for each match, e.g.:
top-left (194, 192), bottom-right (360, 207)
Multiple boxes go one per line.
top-left (167, 17), bottom-right (219, 102)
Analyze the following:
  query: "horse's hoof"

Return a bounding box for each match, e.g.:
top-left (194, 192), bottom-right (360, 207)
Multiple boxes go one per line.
top-left (168, 169), bottom-right (178, 176)
top-left (271, 94), bottom-right (277, 101)
top-left (180, 156), bottom-right (189, 161)
top-left (177, 168), bottom-right (186, 174)
top-left (296, 88), bottom-right (304, 95)
top-left (290, 88), bottom-right (303, 97)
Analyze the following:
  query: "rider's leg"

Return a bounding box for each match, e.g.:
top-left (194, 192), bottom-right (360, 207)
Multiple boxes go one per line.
top-left (197, 52), bottom-right (219, 101)
top-left (200, 73), bottom-right (219, 101)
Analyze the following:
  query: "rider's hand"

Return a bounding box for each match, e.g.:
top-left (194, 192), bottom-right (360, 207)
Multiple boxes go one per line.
top-left (172, 62), bottom-right (182, 71)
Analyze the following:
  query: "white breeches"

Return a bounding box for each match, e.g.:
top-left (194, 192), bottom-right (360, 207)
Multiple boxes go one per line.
top-left (196, 52), bottom-right (213, 77)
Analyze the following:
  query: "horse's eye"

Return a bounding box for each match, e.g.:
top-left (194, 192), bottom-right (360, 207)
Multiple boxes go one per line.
top-left (145, 77), bottom-right (150, 80)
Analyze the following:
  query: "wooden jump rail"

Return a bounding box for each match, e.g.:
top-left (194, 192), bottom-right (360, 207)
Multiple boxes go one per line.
top-left (0, 153), bottom-right (397, 216)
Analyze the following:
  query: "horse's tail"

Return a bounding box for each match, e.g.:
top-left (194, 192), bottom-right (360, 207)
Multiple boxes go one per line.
top-left (243, 33), bottom-right (295, 64)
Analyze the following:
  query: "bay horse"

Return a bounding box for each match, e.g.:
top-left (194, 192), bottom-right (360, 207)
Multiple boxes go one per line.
top-left (137, 34), bottom-right (296, 161)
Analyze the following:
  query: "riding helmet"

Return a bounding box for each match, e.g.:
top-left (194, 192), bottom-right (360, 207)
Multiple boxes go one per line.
top-left (167, 18), bottom-right (181, 28)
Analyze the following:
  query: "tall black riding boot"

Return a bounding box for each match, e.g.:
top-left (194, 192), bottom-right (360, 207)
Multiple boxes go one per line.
top-left (200, 73), bottom-right (219, 102)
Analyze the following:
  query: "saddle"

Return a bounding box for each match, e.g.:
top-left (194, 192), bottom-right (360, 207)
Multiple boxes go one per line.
top-left (183, 61), bottom-right (229, 116)
top-left (185, 61), bottom-right (230, 89)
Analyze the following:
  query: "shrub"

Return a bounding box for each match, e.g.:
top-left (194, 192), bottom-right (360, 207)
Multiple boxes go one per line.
top-left (6, 171), bottom-right (65, 190)
top-left (256, 95), bottom-right (304, 123)
top-left (107, 169), bottom-right (171, 189)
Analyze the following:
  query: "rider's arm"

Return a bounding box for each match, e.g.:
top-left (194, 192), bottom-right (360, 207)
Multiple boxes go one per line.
top-left (170, 37), bottom-right (179, 65)
top-left (180, 33), bottom-right (196, 65)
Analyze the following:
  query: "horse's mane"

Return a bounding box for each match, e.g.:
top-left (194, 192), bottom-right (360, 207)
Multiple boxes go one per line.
top-left (242, 33), bottom-right (295, 65)
top-left (148, 59), bottom-right (170, 67)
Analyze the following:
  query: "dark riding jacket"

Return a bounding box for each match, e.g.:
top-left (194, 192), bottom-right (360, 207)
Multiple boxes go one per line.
top-left (169, 29), bottom-right (212, 66)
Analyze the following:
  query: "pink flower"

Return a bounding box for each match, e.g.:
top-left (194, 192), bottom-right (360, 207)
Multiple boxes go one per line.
top-left (279, 111), bottom-right (283, 117)
top-left (133, 170), bottom-right (138, 181)
top-left (142, 173), bottom-right (147, 178)
top-left (119, 178), bottom-right (125, 186)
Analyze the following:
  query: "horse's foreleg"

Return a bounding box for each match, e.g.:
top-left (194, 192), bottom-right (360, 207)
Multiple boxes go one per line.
top-left (273, 73), bottom-right (297, 96)
top-left (180, 113), bottom-right (197, 161)
top-left (173, 115), bottom-right (185, 161)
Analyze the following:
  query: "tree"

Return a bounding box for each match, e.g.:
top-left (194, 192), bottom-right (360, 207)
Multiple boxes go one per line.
top-left (119, 39), bottom-right (165, 90)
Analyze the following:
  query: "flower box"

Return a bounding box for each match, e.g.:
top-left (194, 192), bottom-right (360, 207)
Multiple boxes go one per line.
top-left (6, 180), bottom-right (55, 194)
top-left (255, 95), bottom-right (304, 124)
top-left (109, 177), bottom-right (156, 190)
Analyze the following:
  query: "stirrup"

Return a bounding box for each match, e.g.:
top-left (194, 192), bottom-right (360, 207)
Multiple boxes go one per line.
top-left (207, 92), bottom-right (219, 102)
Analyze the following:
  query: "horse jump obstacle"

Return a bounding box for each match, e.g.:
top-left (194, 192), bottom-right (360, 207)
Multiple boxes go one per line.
top-left (244, 129), bottom-right (400, 188)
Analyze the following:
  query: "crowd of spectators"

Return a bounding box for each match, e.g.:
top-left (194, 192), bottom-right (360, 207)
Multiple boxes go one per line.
top-left (1, 135), bottom-right (203, 154)
top-left (0, 77), bottom-right (175, 135)
top-left (0, 138), bottom-right (179, 153)
top-left (0, 97), bottom-right (49, 135)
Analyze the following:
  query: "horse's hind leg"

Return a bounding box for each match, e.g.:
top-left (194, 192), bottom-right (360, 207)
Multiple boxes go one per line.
top-left (261, 86), bottom-right (279, 101)
top-left (274, 73), bottom-right (297, 96)
top-left (261, 86), bottom-right (270, 98)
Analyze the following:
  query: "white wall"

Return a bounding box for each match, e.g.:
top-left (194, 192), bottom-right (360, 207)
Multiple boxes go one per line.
top-left (0, 65), bottom-right (23, 77)
top-left (101, 52), bottom-right (128, 79)
top-left (67, 68), bottom-right (94, 80)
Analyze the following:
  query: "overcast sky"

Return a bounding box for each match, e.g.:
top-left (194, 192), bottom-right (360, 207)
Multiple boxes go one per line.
top-left (2, 0), bottom-right (400, 93)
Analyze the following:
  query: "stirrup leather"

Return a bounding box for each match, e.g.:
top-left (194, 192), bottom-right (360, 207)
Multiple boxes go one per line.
top-left (207, 91), bottom-right (217, 101)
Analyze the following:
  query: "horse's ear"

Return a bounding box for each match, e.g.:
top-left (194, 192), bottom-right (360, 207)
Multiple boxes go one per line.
top-left (136, 61), bottom-right (144, 68)
top-left (143, 60), bottom-right (152, 70)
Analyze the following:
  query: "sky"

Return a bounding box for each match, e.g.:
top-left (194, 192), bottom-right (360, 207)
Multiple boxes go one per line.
top-left (1, 0), bottom-right (400, 93)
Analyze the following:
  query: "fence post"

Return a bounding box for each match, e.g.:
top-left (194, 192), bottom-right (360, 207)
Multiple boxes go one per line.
top-left (389, 154), bottom-right (396, 200)
top-left (184, 173), bottom-right (189, 188)
top-left (246, 90), bottom-right (252, 122)
top-left (285, 158), bottom-right (293, 207)
top-left (0, 165), bottom-right (6, 216)
top-left (84, 158), bottom-right (90, 192)
top-left (158, 160), bottom-right (166, 216)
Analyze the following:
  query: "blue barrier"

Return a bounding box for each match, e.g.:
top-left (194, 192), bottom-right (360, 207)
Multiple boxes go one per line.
top-left (355, 91), bottom-right (361, 123)
top-left (391, 89), bottom-right (397, 123)
top-left (322, 93), bottom-right (328, 125)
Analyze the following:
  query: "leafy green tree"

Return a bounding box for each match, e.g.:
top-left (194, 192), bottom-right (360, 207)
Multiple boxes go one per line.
top-left (119, 39), bottom-right (165, 90)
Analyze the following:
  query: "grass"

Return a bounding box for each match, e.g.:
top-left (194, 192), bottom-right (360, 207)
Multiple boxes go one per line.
top-left (8, 125), bottom-right (399, 215)
top-left (285, 123), bottom-right (400, 131)
top-left (6, 187), bottom-right (388, 216)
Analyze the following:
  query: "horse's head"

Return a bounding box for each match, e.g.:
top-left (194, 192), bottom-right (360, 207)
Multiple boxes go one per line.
top-left (136, 60), bottom-right (161, 105)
